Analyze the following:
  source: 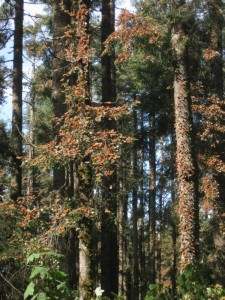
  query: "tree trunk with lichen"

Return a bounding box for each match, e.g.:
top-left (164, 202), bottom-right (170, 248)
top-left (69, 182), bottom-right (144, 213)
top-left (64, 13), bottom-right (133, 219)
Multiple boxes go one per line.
top-left (171, 19), bottom-right (199, 270)
top-left (10, 0), bottom-right (24, 201)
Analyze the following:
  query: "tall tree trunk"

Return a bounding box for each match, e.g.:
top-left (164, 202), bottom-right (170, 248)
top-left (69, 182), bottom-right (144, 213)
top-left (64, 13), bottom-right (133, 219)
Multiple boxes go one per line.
top-left (170, 133), bottom-right (178, 296)
top-left (101, 0), bottom-right (116, 103)
top-left (207, 0), bottom-right (225, 285)
top-left (171, 12), bottom-right (199, 270)
top-left (101, 0), bottom-right (118, 297)
top-left (75, 1), bottom-right (94, 299)
top-left (207, 0), bottom-right (223, 98)
top-left (207, 0), bottom-right (224, 216)
top-left (27, 80), bottom-right (35, 197)
top-left (52, 0), bottom-right (71, 191)
top-left (10, 0), bottom-right (24, 201)
top-left (118, 176), bottom-right (125, 297)
top-left (132, 110), bottom-right (139, 300)
top-left (157, 181), bottom-right (163, 284)
top-left (148, 111), bottom-right (156, 283)
top-left (139, 110), bottom-right (146, 299)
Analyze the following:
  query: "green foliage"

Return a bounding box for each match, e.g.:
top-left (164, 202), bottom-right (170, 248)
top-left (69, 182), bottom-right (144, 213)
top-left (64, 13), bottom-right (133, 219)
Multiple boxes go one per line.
top-left (145, 265), bottom-right (225, 300)
top-left (24, 251), bottom-right (74, 300)
top-left (145, 284), bottom-right (173, 300)
top-left (177, 264), bottom-right (211, 299)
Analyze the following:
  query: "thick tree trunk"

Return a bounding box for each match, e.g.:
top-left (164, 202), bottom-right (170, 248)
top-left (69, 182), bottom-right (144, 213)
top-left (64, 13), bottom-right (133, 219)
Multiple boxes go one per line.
top-left (132, 110), bottom-right (139, 300)
top-left (101, 0), bottom-right (118, 297)
top-left (148, 111), bottom-right (156, 283)
top-left (75, 2), bottom-right (94, 299)
top-left (52, 0), bottom-right (71, 191)
top-left (171, 19), bottom-right (199, 270)
top-left (10, 0), bottom-right (24, 201)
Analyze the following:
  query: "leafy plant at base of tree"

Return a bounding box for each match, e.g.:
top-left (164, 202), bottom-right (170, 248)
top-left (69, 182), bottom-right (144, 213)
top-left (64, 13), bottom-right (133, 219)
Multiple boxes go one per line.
top-left (24, 251), bottom-right (75, 300)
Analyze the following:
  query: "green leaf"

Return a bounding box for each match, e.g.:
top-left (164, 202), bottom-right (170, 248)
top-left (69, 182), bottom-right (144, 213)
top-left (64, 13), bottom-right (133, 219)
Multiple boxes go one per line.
top-left (56, 282), bottom-right (66, 290)
top-left (30, 267), bottom-right (49, 280)
top-left (24, 281), bottom-right (35, 299)
top-left (27, 253), bottom-right (41, 264)
top-left (36, 292), bottom-right (48, 300)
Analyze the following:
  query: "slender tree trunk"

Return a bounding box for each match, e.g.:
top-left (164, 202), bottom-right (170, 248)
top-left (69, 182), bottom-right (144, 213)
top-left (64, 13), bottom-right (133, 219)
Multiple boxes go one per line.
top-left (207, 0), bottom-right (224, 218)
top-left (132, 110), bottom-right (139, 300)
top-left (101, 0), bottom-right (116, 103)
top-left (10, 0), bottom-right (24, 201)
top-left (207, 0), bottom-right (225, 285)
top-left (118, 145), bottom-right (129, 298)
top-left (52, 0), bottom-right (71, 191)
top-left (139, 110), bottom-right (146, 299)
top-left (148, 111), bottom-right (156, 282)
top-left (171, 221), bottom-right (177, 296)
top-left (157, 182), bottom-right (163, 284)
top-left (27, 81), bottom-right (35, 197)
top-left (207, 0), bottom-right (223, 99)
top-left (171, 16), bottom-right (199, 270)
top-left (118, 179), bottom-right (125, 297)
top-left (170, 133), bottom-right (177, 296)
top-left (101, 0), bottom-right (118, 297)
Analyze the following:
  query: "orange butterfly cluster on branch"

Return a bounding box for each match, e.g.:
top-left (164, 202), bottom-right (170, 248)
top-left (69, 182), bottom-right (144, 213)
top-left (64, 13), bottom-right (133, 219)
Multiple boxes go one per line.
top-left (104, 9), bottom-right (162, 63)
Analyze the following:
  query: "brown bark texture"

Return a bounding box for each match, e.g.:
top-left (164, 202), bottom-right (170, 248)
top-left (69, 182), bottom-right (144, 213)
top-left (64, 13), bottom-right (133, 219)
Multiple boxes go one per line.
top-left (11, 0), bottom-right (24, 201)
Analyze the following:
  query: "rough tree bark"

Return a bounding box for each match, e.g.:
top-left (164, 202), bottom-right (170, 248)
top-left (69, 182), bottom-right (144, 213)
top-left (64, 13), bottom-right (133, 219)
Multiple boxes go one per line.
top-left (171, 8), bottom-right (199, 270)
top-left (10, 0), bottom-right (24, 201)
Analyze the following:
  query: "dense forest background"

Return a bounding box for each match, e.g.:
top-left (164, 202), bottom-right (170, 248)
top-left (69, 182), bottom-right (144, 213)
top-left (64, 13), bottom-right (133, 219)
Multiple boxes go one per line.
top-left (0, 0), bottom-right (225, 299)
